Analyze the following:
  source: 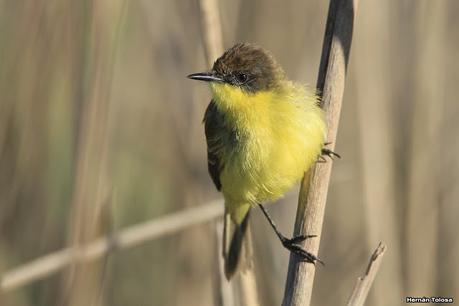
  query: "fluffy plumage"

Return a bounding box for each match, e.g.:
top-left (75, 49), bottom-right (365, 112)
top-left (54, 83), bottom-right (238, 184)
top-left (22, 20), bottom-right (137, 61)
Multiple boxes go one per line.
top-left (194, 43), bottom-right (326, 279)
top-left (207, 81), bottom-right (325, 223)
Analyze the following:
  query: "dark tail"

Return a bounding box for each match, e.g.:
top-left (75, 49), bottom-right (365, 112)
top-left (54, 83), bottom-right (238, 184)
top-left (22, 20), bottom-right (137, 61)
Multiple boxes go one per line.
top-left (223, 209), bottom-right (253, 280)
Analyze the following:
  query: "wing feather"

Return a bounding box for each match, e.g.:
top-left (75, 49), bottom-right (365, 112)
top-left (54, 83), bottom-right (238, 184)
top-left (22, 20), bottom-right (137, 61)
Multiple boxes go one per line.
top-left (203, 100), bottom-right (224, 191)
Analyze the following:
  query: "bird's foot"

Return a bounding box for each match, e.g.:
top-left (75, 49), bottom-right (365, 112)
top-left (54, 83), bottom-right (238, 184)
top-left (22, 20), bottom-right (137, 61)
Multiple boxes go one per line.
top-left (280, 234), bottom-right (324, 265)
top-left (257, 203), bottom-right (324, 265)
top-left (321, 142), bottom-right (341, 161)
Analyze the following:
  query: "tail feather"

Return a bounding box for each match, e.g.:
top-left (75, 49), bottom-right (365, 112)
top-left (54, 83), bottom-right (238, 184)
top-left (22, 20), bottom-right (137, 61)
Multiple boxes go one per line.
top-left (223, 209), bottom-right (253, 280)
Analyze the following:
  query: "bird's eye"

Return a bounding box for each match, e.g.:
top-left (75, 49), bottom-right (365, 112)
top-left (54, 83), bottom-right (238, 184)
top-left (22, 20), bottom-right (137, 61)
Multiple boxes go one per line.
top-left (236, 73), bottom-right (248, 83)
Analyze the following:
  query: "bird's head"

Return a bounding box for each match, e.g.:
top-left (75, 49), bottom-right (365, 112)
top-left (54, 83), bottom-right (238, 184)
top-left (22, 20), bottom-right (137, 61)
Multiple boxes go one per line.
top-left (188, 43), bottom-right (285, 93)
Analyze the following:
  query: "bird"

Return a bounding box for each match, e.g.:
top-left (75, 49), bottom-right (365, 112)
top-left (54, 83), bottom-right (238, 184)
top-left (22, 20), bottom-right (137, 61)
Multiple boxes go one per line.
top-left (188, 43), bottom-right (338, 280)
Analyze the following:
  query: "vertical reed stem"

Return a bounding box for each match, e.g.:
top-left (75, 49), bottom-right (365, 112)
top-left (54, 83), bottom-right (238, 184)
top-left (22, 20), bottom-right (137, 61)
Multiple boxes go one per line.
top-left (282, 0), bottom-right (359, 305)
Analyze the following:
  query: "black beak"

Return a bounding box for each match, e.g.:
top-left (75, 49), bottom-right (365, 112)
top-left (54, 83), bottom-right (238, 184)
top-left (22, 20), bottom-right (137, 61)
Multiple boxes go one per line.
top-left (187, 72), bottom-right (223, 82)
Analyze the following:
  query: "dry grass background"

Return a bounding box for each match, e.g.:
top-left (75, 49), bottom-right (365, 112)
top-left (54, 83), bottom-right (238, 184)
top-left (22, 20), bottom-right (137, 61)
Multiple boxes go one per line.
top-left (0, 0), bottom-right (458, 305)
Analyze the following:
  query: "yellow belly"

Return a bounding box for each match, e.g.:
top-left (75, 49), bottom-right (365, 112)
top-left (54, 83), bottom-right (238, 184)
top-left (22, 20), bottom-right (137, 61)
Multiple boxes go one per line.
top-left (210, 82), bottom-right (326, 223)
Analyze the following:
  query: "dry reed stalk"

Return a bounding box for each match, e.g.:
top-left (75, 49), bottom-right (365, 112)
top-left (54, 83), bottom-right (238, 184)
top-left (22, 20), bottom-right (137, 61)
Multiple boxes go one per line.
top-left (198, 0), bottom-right (224, 67)
top-left (405, 1), bottom-right (447, 297)
top-left (282, 0), bottom-right (359, 305)
top-left (346, 242), bottom-right (386, 306)
top-left (352, 1), bottom-right (404, 304)
top-left (197, 0), bottom-right (260, 305)
top-left (213, 220), bottom-right (236, 306)
top-left (196, 0), bottom-right (234, 304)
top-left (0, 201), bottom-right (224, 292)
top-left (353, 2), bottom-right (403, 306)
top-left (436, 2), bottom-right (459, 296)
top-left (62, 1), bottom-right (126, 304)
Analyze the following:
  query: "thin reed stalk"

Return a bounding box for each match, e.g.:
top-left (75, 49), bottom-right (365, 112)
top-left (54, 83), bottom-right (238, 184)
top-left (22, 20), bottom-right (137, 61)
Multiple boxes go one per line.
top-left (346, 242), bottom-right (386, 306)
top-left (196, 0), bottom-right (260, 305)
top-left (282, 0), bottom-right (359, 305)
top-left (0, 201), bottom-right (223, 292)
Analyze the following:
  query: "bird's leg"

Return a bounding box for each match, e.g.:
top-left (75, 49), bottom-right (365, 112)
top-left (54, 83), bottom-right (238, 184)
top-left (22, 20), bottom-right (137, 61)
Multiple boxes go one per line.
top-left (317, 155), bottom-right (327, 163)
top-left (257, 203), bottom-right (324, 265)
top-left (321, 142), bottom-right (341, 160)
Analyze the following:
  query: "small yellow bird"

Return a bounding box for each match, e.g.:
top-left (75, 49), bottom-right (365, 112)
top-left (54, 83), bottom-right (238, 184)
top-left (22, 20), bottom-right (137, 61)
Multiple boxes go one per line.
top-left (188, 43), bottom-right (337, 279)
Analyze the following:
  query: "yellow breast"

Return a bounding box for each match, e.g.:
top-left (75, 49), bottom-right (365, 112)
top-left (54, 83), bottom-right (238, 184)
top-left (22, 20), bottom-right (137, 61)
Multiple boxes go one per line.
top-left (210, 82), bottom-right (326, 221)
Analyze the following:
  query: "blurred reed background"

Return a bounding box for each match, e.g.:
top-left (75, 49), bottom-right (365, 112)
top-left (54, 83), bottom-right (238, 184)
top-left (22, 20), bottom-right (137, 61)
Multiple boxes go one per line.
top-left (0, 0), bottom-right (458, 305)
